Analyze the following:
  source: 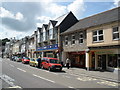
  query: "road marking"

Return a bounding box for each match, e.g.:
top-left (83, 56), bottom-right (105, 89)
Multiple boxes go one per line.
top-left (33, 74), bottom-right (55, 83)
top-left (17, 68), bottom-right (26, 72)
top-left (77, 77), bottom-right (97, 81)
top-left (97, 80), bottom-right (118, 87)
top-left (69, 74), bottom-right (79, 77)
top-left (68, 86), bottom-right (74, 88)
top-left (10, 64), bottom-right (14, 67)
top-left (62, 75), bottom-right (70, 78)
top-left (8, 86), bottom-right (22, 89)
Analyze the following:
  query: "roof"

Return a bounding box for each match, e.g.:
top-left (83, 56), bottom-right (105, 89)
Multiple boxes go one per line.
top-left (61, 7), bottom-right (120, 35)
top-left (43, 24), bottom-right (48, 30)
top-left (50, 20), bottom-right (57, 27)
top-left (55, 12), bottom-right (71, 26)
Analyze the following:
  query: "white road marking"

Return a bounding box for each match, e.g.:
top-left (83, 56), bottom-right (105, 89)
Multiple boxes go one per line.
top-left (97, 80), bottom-right (118, 87)
top-left (69, 74), bottom-right (79, 77)
top-left (68, 86), bottom-right (74, 88)
top-left (10, 64), bottom-right (14, 67)
top-left (33, 74), bottom-right (55, 83)
top-left (17, 68), bottom-right (26, 72)
top-left (77, 77), bottom-right (97, 81)
top-left (62, 75), bottom-right (70, 78)
top-left (8, 86), bottom-right (22, 88)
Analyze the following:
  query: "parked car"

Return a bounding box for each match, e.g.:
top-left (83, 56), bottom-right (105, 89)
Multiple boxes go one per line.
top-left (22, 57), bottom-right (30, 64)
top-left (29, 58), bottom-right (38, 67)
top-left (41, 57), bottom-right (62, 71)
top-left (16, 57), bottom-right (22, 62)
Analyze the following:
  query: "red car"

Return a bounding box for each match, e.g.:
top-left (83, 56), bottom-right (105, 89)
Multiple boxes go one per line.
top-left (41, 57), bottom-right (62, 71)
top-left (22, 57), bottom-right (30, 64)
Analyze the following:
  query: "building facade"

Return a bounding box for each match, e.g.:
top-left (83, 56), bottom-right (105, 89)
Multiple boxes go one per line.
top-left (61, 7), bottom-right (120, 71)
top-left (35, 12), bottom-right (78, 61)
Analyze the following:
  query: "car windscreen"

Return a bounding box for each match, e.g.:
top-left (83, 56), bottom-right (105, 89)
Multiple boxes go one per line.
top-left (25, 57), bottom-right (30, 60)
top-left (49, 59), bottom-right (59, 64)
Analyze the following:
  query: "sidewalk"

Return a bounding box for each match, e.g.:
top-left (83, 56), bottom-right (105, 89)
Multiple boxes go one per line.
top-left (63, 67), bottom-right (119, 83)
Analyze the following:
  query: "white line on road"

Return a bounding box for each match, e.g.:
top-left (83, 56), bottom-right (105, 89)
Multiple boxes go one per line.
top-left (62, 75), bottom-right (70, 78)
top-left (8, 86), bottom-right (22, 89)
top-left (68, 86), bottom-right (74, 88)
top-left (17, 68), bottom-right (26, 72)
top-left (33, 74), bottom-right (55, 83)
top-left (10, 64), bottom-right (14, 67)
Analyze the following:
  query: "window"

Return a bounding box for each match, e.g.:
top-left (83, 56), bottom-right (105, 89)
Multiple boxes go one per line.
top-left (49, 29), bottom-right (53, 39)
top-left (65, 36), bottom-right (68, 45)
top-left (113, 27), bottom-right (120, 40)
top-left (43, 31), bottom-right (46, 41)
top-left (71, 35), bottom-right (75, 44)
top-left (79, 32), bottom-right (84, 44)
top-left (93, 30), bottom-right (104, 42)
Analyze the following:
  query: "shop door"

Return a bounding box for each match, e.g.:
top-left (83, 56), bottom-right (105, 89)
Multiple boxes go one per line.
top-left (98, 55), bottom-right (106, 70)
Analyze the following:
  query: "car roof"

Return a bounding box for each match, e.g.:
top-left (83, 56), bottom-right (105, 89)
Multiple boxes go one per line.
top-left (42, 57), bottom-right (58, 60)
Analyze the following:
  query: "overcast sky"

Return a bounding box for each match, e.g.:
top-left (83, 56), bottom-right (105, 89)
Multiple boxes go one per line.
top-left (0, 0), bottom-right (119, 39)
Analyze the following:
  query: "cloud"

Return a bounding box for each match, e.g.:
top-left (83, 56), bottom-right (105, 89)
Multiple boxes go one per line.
top-left (36, 16), bottom-right (52, 27)
top-left (67, 0), bottom-right (85, 19)
top-left (113, 0), bottom-right (120, 7)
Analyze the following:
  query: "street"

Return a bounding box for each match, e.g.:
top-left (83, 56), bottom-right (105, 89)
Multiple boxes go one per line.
top-left (0, 57), bottom-right (119, 89)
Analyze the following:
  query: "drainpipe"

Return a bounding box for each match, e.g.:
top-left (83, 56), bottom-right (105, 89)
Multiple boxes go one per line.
top-left (58, 26), bottom-right (61, 62)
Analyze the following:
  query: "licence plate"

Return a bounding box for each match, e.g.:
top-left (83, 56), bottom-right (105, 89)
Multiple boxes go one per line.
top-left (56, 68), bottom-right (60, 69)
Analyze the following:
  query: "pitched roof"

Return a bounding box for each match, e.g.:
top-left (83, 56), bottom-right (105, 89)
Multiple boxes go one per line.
top-left (50, 20), bottom-right (57, 27)
top-left (43, 24), bottom-right (48, 30)
top-left (55, 12), bottom-right (71, 26)
top-left (62, 7), bottom-right (120, 35)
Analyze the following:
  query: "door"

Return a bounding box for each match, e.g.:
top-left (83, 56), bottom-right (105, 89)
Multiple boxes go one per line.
top-left (98, 55), bottom-right (106, 70)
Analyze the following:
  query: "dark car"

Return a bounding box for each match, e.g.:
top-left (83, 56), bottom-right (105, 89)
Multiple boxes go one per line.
top-left (22, 57), bottom-right (30, 64)
top-left (41, 57), bottom-right (62, 71)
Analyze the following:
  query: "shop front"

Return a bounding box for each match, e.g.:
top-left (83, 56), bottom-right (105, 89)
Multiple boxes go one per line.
top-left (36, 44), bottom-right (59, 58)
top-left (90, 48), bottom-right (120, 72)
top-left (68, 51), bottom-right (85, 68)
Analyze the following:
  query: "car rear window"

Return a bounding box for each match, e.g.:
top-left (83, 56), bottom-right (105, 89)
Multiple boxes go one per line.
top-left (49, 59), bottom-right (59, 64)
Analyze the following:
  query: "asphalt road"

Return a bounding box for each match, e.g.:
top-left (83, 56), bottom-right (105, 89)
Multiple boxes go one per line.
top-left (0, 57), bottom-right (119, 89)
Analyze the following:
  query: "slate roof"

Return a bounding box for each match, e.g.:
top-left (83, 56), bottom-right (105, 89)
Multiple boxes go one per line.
top-left (61, 7), bottom-right (120, 35)
top-left (55, 12), bottom-right (70, 26)
top-left (43, 24), bottom-right (48, 30)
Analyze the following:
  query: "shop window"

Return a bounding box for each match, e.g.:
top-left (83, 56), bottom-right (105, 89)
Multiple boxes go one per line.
top-left (71, 35), bottom-right (75, 45)
top-left (93, 30), bottom-right (104, 42)
top-left (79, 32), bottom-right (84, 44)
top-left (65, 36), bottom-right (68, 45)
top-left (113, 27), bottom-right (120, 40)
top-left (108, 54), bottom-right (118, 68)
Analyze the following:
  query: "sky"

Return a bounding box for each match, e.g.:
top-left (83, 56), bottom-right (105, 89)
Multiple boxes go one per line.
top-left (0, 0), bottom-right (120, 39)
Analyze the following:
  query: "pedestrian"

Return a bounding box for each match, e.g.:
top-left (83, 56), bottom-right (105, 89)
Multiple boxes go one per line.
top-left (66, 58), bottom-right (70, 69)
top-left (37, 56), bottom-right (41, 68)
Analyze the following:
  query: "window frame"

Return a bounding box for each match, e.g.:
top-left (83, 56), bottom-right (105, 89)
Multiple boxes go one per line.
top-left (112, 26), bottom-right (120, 40)
top-left (65, 36), bottom-right (68, 46)
top-left (92, 30), bottom-right (104, 43)
top-left (71, 34), bottom-right (75, 45)
top-left (79, 32), bottom-right (84, 44)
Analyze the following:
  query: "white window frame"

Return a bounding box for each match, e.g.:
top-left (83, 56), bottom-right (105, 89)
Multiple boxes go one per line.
top-left (71, 34), bottom-right (75, 45)
top-left (65, 36), bottom-right (68, 46)
top-left (79, 32), bottom-right (84, 44)
top-left (43, 31), bottom-right (46, 41)
top-left (112, 26), bottom-right (120, 40)
top-left (93, 30), bottom-right (104, 42)
top-left (49, 28), bottom-right (53, 39)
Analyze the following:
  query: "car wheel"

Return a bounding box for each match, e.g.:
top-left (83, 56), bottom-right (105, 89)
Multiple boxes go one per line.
top-left (41, 65), bottom-right (44, 69)
top-left (48, 67), bottom-right (51, 71)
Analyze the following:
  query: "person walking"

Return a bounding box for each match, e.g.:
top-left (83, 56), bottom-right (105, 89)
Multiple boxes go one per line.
top-left (66, 58), bottom-right (70, 69)
top-left (37, 56), bottom-right (41, 68)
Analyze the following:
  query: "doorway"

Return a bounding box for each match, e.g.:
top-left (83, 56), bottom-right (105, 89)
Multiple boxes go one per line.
top-left (98, 55), bottom-right (106, 70)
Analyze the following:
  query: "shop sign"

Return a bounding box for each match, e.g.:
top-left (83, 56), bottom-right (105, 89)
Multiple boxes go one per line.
top-left (37, 44), bottom-right (58, 51)
top-left (95, 50), bottom-right (114, 54)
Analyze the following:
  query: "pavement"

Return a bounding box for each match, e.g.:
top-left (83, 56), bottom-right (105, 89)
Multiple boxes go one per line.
top-left (63, 67), bottom-right (119, 83)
